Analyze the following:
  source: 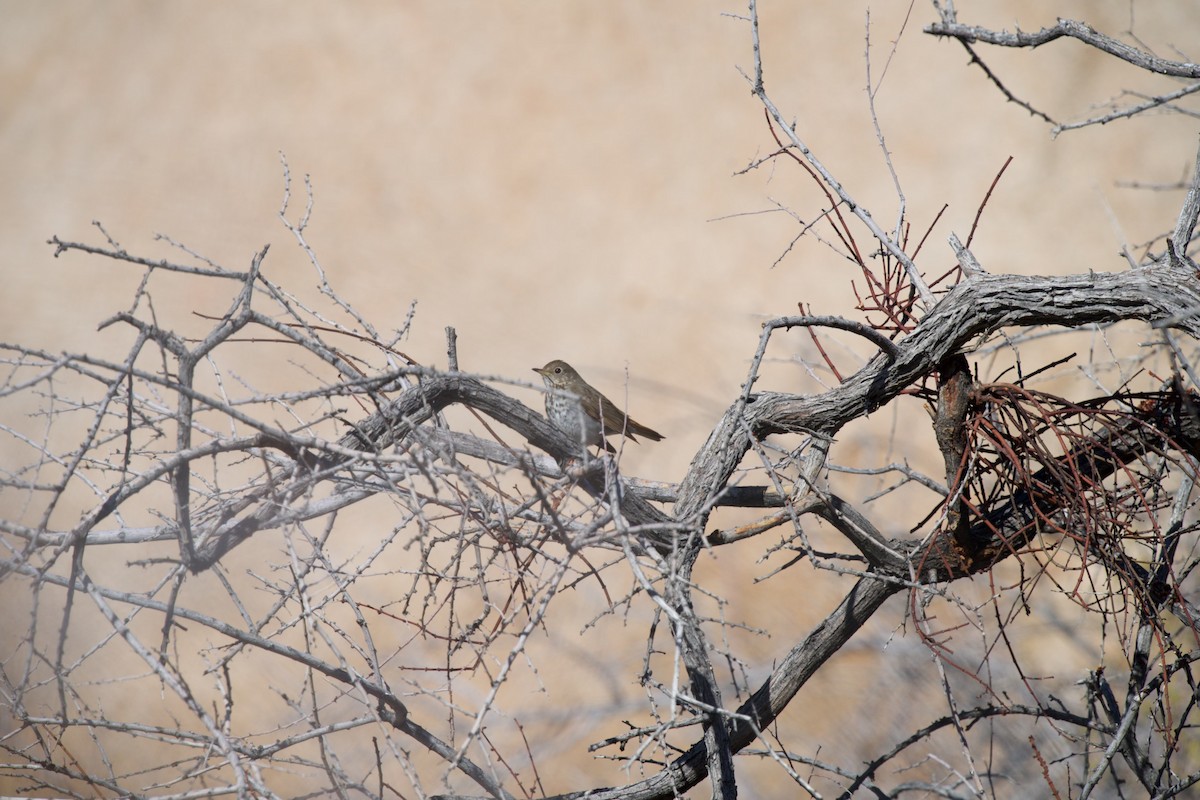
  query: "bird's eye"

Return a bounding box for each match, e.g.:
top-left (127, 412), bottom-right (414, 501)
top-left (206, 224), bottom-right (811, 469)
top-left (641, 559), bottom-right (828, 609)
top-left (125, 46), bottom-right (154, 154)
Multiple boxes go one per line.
top-left (554, 367), bottom-right (562, 374)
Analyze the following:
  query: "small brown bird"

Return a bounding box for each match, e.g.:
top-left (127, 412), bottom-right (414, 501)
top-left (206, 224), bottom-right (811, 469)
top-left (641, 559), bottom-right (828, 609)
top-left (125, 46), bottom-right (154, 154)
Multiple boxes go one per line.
top-left (533, 359), bottom-right (664, 451)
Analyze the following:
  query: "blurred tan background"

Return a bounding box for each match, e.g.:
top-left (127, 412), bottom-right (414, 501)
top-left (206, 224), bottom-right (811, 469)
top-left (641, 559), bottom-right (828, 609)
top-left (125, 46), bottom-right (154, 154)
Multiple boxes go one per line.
top-left (4, 0), bottom-right (1194, 464)
top-left (2, 1), bottom-right (1198, 797)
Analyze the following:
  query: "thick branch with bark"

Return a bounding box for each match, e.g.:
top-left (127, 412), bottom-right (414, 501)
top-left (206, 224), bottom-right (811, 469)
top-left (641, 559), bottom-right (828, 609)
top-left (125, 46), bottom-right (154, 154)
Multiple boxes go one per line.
top-left (678, 262), bottom-right (1200, 527)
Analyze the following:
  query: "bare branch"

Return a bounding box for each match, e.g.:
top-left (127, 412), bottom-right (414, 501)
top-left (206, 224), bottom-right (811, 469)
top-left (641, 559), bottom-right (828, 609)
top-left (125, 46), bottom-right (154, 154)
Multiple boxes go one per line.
top-left (925, 17), bottom-right (1200, 79)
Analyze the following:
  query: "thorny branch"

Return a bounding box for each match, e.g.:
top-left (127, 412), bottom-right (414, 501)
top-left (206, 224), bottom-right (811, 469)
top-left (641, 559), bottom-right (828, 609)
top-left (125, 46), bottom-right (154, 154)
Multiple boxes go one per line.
top-left (926, 8), bottom-right (1200, 134)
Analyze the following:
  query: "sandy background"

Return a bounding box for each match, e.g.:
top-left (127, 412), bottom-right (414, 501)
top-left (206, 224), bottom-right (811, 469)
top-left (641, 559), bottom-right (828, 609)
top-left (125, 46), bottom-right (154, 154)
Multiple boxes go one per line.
top-left (2, 1), bottom-right (1198, 797)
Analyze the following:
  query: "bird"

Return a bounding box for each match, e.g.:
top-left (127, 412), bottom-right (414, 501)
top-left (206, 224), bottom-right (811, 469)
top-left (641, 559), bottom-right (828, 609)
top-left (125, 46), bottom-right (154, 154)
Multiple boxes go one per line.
top-left (532, 359), bottom-right (664, 451)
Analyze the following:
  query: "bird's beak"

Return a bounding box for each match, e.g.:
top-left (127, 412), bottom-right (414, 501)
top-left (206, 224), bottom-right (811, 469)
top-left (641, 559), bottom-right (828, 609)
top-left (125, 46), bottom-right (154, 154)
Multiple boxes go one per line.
top-left (532, 367), bottom-right (545, 376)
